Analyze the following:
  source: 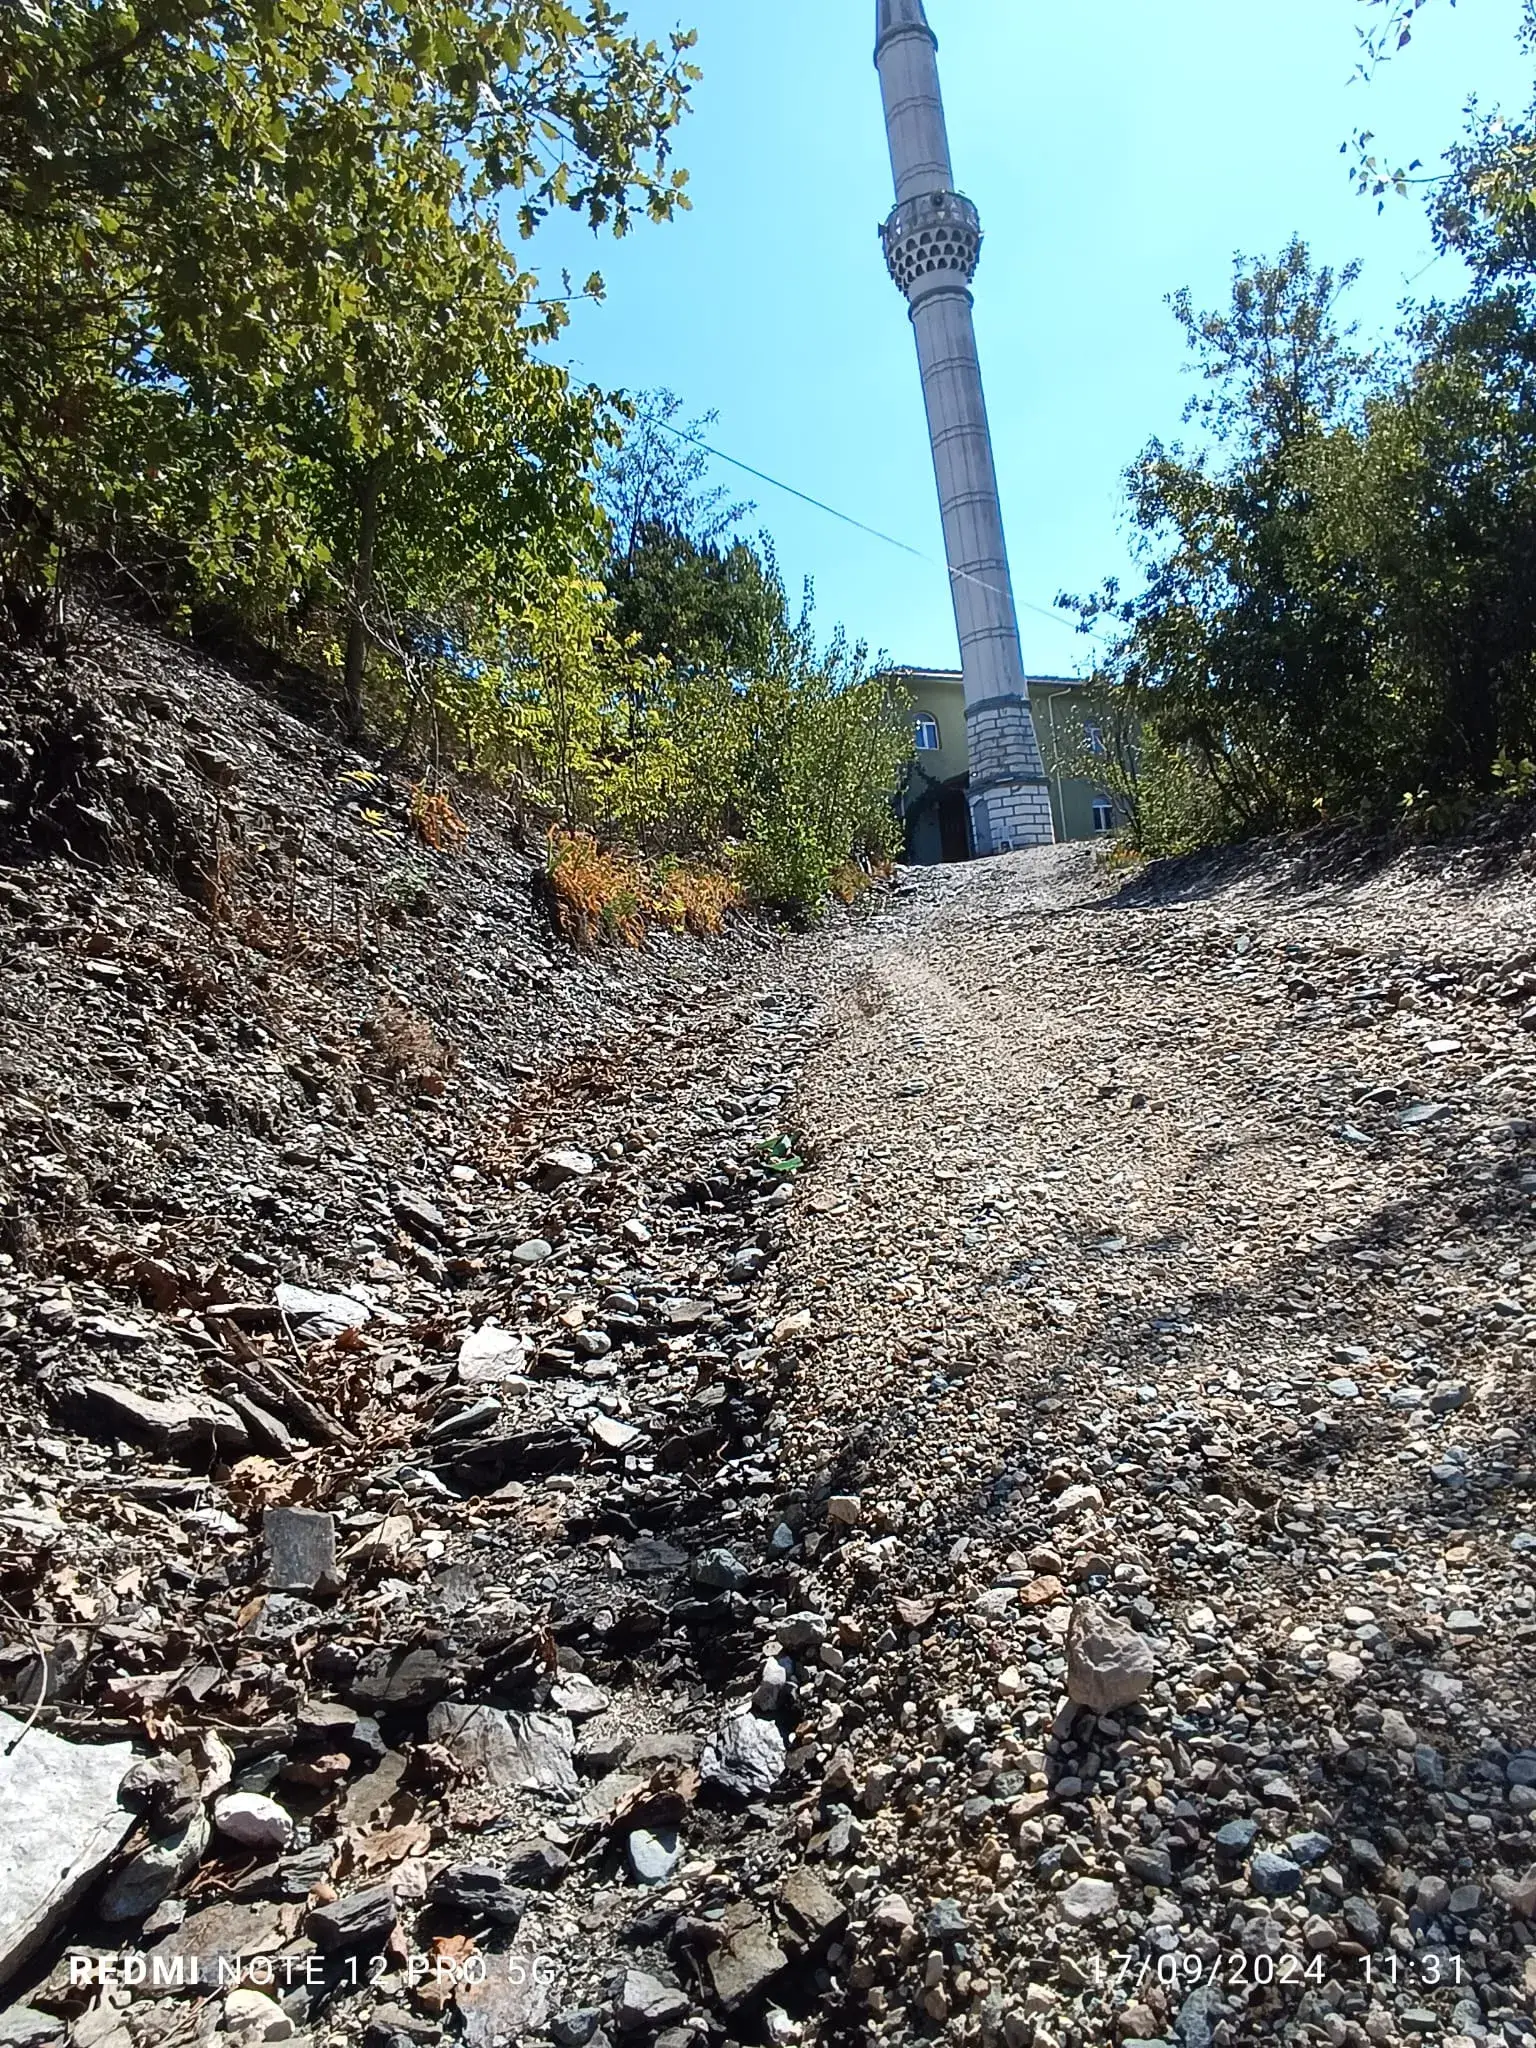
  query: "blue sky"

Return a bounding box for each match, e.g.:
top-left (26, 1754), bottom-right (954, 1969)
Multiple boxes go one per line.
top-left (532, 0), bottom-right (1523, 678)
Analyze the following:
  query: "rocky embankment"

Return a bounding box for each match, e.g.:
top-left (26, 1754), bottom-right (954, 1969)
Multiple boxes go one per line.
top-left (4, 622), bottom-right (1536, 2048)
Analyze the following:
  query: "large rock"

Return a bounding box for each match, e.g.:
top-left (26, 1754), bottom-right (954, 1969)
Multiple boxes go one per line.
top-left (275, 1283), bottom-right (371, 1341)
top-left (427, 1864), bottom-right (524, 1927)
top-left (1058, 1876), bottom-right (1118, 1925)
top-left (701, 1713), bottom-right (785, 1800)
top-left (1065, 1600), bottom-right (1156, 1715)
top-left (0, 1713), bottom-right (135, 1984)
top-left (306, 1885), bottom-right (398, 1952)
top-left (71, 1378), bottom-right (248, 1457)
top-left (459, 1916), bottom-right (553, 2045)
top-left (263, 1507), bottom-right (337, 1593)
top-left (613, 1971), bottom-right (689, 2033)
top-left (100, 1808), bottom-right (209, 1922)
top-left (458, 1324), bottom-right (531, 1386)
top-left (427, 1704), bottom-right (577, 1797)
top-left (708, 1918), bottom-right (788, 2010)
top-left (214, 1792), bottom-right (293, 1854)
top-left (535, 1149), bottom-right (597, 1190)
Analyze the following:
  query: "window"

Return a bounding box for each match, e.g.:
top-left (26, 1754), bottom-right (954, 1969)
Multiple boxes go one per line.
top-left (913, 713), bottom-right (942, 752)
top-left (1091, 797), bottom-right (1117, 833)
top-left (1083, 719), bottom-right (1105, 755)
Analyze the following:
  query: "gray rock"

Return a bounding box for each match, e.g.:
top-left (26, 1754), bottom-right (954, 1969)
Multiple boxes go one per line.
top-left (0, 1713), bottom-right (135, 1986)
top-left (1415, 1875), bottom-right (1452, 1916)
top-left (628, 1733), bottom-right (699, 1768)
top-left (535, 1149), bottom-right (596, 1189)
top-left (100, 1808), bottom-right (209, 1922)
top-left (0, 2009), bottom-right (63, 2048)
top-left (550, 2013), bottom-right (607, 2048)
top-left (263, 1506), bottom-right (337, 1593)
top-left (549, 1674), bottom-right (608, 1721)
top-left (426, 1397), bottom-right (503, 1443)
top-left (459, 1914), bottom-right (553, 2045)
top-left (589, 1415), bottom-right (643, 1453)
top-left (366, 2006), bottom-right (443, 2048)
top-left (393, 1192), bottom-right (448, 1244)
top-left (350, 1644), bottom-right (456, 1709)
top-left (925, 1898), bottom-right (970, 1945)
top-left (1176, 1985), bottom-right (1221, 2048)
top-left (72, 1377), bottom-right (248, 1456)
top-left (1066, 1600), bottom-right (1156, 1714)
top-left (777, 1866), bottom-right (845, 1943)
top-left (702, 1712), bottom-right (786, 1799)
top-left (1284, 1831), bottom-right (1332, 1867)
top-left (1124, 1843), bottom-right (1173, 1888)
top-left (428, 1863), bottom-right (524, 1926)
top-left (275, 1283), bottom-right (370, 1340)
top-left (512, 1239), bottom-right (553, 1266)
top-left (708, 1919), bottom-right (788, 2010)
top-left (1058, 1876), bottom-right (1117, 1924)
top-left (690, 1547), bottom-right (751, 1592)
top-left (501, 1839), bottom-right (570, 1889)
top-left (1250, 1852), bottom-right (1302, 1897)
top-left (427, 1704), bottom-right (577, 1797)
top-left (613, 1969), bottom-right (689, 2032)
top-left (1342, 1896), bottom-right (1382, 1945)
top-left (622, 1537), bottom-right (688, 1576)
top-left (306, 1884), bottom-right (398, 1952)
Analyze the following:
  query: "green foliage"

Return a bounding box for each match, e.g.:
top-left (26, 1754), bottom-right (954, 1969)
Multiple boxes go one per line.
top-left (0, 14), bottom-right (908, 920)
top-left (0, 0), bottom-right (697, 670)
top-left (1072, 239), bottom-right (1536, 856)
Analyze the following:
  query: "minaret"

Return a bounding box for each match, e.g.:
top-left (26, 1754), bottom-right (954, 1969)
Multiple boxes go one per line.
top-left (876, 0), bottom-right (1055, 854)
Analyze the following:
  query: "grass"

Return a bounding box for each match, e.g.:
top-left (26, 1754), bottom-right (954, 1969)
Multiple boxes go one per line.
top-left (545, 829), bottom-right (746, 947)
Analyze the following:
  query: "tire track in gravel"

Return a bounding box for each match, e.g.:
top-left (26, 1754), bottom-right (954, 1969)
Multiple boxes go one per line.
top-left (761, 842), bottom-right (1536, 2048)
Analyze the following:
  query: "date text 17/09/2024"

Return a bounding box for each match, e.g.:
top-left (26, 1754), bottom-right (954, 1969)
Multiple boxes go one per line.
top-left (1100, 1949), bottom-right (1467, 1995)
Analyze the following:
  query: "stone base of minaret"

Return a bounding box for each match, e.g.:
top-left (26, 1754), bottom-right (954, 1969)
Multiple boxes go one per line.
top-left (970, 779), bottom-right (1056, 856)
top-left (965, 693), bottom-right (1055, 853)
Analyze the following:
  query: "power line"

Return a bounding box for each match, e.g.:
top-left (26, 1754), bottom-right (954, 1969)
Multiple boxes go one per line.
top-left (643, 413), bottom-right (1083, 638)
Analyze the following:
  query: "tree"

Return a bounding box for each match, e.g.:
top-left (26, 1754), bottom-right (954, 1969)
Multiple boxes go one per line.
top-left (0, 0), bottom-right (699, 683)
top-left (1071, 241), bottom-right (1536, 849)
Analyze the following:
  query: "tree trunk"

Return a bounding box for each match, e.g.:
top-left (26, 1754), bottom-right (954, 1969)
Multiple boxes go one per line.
top-left (342, 460), bottom-right (386, 738)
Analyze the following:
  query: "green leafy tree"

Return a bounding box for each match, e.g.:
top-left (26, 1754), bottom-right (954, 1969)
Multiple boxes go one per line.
top-left (0, 0), bottom-right (699, 681)
top-left (1072, 240), bottom-right (1536, 851)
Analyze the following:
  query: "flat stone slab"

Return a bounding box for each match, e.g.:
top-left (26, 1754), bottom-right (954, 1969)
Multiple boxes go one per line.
top-left (427, 1704), bottom-right (577, 1797)
top-left (263, 1506), bottom-right (338, 1593)
top-left (0, 1713), bottom-right (135, 1986)
top-left (72, 1378), bottom-right (247, 1456)
top-left (459, 1916), bottom-right (553, 2045)
top-left (275, 1283), bottom-right (371, 1340)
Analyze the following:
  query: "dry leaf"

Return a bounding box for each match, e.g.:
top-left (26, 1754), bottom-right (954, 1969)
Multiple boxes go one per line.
top-left (894, 1596), bottom-right (937, 1629)
top-left (349, 1820), bottom-right (433, 1872)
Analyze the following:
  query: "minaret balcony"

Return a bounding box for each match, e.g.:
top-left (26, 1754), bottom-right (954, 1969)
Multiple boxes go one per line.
top-left (880, 189), bottom-right (982, 294)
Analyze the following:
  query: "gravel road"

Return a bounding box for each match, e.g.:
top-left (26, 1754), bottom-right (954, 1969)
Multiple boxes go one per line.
top-left (755, 837), bottom-right (1536, 2047)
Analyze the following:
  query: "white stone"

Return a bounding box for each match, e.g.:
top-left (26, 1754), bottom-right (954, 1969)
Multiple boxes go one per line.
top-left (0, 1714), bottom-right (135, 1986)
top-left (1066, 1600), bottom-right (1156, 1715)
top-left (223, 1990), bottom-right (294, 2042)
top-left (212, 1792), bottom-right (293, 1854)
top-left (1059, 1876), bottom-right (1117, 1924)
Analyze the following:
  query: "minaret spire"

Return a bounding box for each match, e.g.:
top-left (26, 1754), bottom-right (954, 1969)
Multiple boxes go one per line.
top-left (875, 0), bottom-right (1055, 854)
